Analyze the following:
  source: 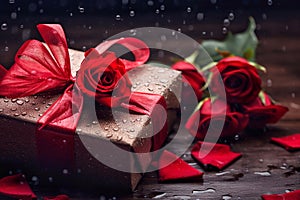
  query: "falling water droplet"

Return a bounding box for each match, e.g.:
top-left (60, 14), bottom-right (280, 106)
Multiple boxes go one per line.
top-left (11, 12), bottom-right (17, 19)
top-left (267, 0), bottom-right (272, 6)
top-left (78, 6), bottom-right (84, 13)
top-left (228, 13), bottom-right (234, 21)
top-left (224, 18), bottom-right (230, 27)
top-left (92, 121), bottom-right (98, 125)
top-left (62, 169), bottom-right (68, 174)
top-left (267, 79), bottom-right (272, 87)
top-left (1, 23), bottom-right (8, 31)
top-left (186, 7), bottom-right (192, 13)
top-left (196, 13), bottom-right (204, 21)
top-left (129, 10), bottom-right (135, 17)
top-left (115, 14), bottom-right (121, 21)
top-left (48, 177), bottom-right (53, 182)
top-left (34, 107), bottom-right (40, 111)
top-left (160, 5), bottom-right (165, 11)
top-left (222, 27), bottom-right (228, 34)
top-left (9, 0), bottom-right (15, 3)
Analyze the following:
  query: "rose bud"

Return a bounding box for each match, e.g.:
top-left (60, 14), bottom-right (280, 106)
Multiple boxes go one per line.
top-left (76, 48), bottom-right (132, 107)
top-left (171, 61), bottom-right (206, 117)
top-left (211, 56), bottom-right (262, 104)
top-left (185, 98), bottom-right (249, 140)
top-left (241, 91), bottom-right (289, 129)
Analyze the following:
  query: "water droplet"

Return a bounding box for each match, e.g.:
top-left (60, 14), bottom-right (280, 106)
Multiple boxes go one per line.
top-left (117, 135), bottom-right (123, 141)
top-left (153, 192), bottom-right (167, 198)
top-left (92, 121), bottom-right (98, 125)
top-left (21, 111), bottom-right (27, 116)
top-left (259, 158), bottom-right (264, 163)
top-left (48, 177), bottom-right (53, 182)
top-left (62, 139), bottom-right (67, 143)
top-left (31, 176), bottom-right (38, 182)
top-left (38, 113), bottom-right (43, 117)
top-left (31, 101), bottom-right (37, 105)
top-left (129, 10), bottom-right (135, 17)
top-left (129, 128), bottom-right (135, 132)
top-left (39, 9), bottom-right (44, 14)
top-left (104, 127), bottom-right (109, 131)
top-left (11, 98), bottom-right (17, 103)
top-left (234, 134), bottom-right (239, 141)
top-left (210, 0), bottom-right (217, 4)
top-left (160, 79), bottom-right (168, 83)
top-left (62, 169), bottom-right (68, 174)
top-left (254, 171), bottom-right (271, 176)
top-left (222, 27), bottom-right (228, 34)
top-left (222, 195), bottom-right (232, 200)
top-left (115, 14), bottom-right (121, 21)
top-left (262, 13), bottom-right (267, 20)
top-left (0, 108), bottom-right (3, 112)
top-left (1, 23), bottom-right (8, 31)
top-left (34, 107), bottom-right (40, 111)
top-left (113, 127), bottom-right (119, 131)
top-left (147, 0), bottom-right (154, 6)
top-left (148, 87), bottom-right (154, 91)
top-left (144, 83), bottom-right (150, 87)
top-left (3, 46), bottom-right (8, 52)
top-left (192, 188), bottom-right (216, 194)
top-left (16, 100), bottom-right (24, 105)
top-left (160, 5), bottom-right (165, 11)
top-left (78, 6), bottom-right (84, 13)
top-left (106, 133), bottom-right (113, 138)
top-left (31, 70), bottom-right (37, 75)
top-left (267, 79), bottom-right (272, 87)
top-left (11, 12), bottom-right (17, 20)
top-left (224, 18), bottom-right (230, 27)
top-left (11, 107), bottom-right (17, 111)
top-left (9, 0), bottom-right (15, 3)
top-left (4, 99), bottom-right (9, 102)
top-left (285, 189), bottom-right (293, 193)
top-left (14, 113), bottom-right (20, 116)
top-left (187, 7), bottom-right (192, 13)
top-left (267, 0), bottom-right (272, 5)
top-left (228, 13), bottom-right (234, 21)
top-left (196, 13), bottom-right (204, 21)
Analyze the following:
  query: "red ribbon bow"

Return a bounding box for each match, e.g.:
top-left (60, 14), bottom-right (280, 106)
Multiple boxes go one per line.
top-left (0, 24), bottom-right (167, 169)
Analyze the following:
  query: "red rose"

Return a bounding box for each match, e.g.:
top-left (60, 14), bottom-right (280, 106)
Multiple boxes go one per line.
top-left (241, 92), bottom-right (289, 129)
top-left (185, 98), bottom-right (248, 140)
top-left (211, 56), bottom-right (262, 104)
top-left (172, 61), bottom-right (205, 102)
top-left (76, 49), bottom-right (132, 107)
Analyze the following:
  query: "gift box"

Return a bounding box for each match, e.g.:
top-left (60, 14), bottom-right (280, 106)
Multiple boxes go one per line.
top-left (0, 25), bottom-right (181, 192)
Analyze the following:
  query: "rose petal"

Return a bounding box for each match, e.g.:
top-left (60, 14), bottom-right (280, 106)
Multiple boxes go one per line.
top-left (191, 142), bottom-right (242, 170)
top-left (261, 189), bottom-right (300, 200)
top-left (271, 133), bottom-right (300, 151)
top-left (43, 194), bottom-right (70, 200)
top-left (0, 174), bottom-right (36, 200)
top-left (158, 150), bottom-right (203, 182)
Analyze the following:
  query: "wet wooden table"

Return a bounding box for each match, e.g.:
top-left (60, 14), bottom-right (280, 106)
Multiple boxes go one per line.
top-left (0, 8), bottom-right (299, 200)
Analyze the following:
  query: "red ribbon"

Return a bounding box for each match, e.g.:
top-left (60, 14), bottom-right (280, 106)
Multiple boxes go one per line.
top-left (0, 24), bottom-right (167, 170)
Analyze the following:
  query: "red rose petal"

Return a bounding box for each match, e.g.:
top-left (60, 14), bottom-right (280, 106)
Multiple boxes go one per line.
top-left (191, 142), bottom-right (242, 170)
top-left (158, 150), bottom-right (203, 182)
top-left (271, 133), bottom-right (300, 151)
top-left (261, 189), bottom-right (300, 200)
top-left (0, 174), bottom-right (36, 200)
top-left (43, 194), bottom-right (70, 200)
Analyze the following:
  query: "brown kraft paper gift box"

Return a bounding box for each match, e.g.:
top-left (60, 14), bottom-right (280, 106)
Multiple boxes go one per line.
top-left (0, 47), bottom-right (182, 191)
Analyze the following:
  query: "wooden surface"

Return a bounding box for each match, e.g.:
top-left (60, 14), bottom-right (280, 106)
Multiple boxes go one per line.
top-left (0, 8), bottom-right (299, 200)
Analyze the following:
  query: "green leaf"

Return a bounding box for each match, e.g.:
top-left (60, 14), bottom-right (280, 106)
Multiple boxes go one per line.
top-left (192, 17), bottom-right (258, 68)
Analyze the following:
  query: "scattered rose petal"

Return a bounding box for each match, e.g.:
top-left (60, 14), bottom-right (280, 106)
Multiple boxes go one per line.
top-left (261, 189), bottom-right (300, 200)
top-left (191, 142), bottom-right (242, 170)
top-left (158, 150), bottom-right (203, 182)
top-left (0, 174), bottom-right (36, 200)
top-left (44, 194), bottom-right (70, 200)
top-left (271, 133), bottom-right (300, 151)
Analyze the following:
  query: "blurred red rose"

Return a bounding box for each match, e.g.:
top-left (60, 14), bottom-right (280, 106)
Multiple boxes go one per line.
top-left (241, 91), bottom-right (289, 129)
top-left (76, 49), bottom-right (132, 107)
top-left (172, 61), bottom-right (205, 116)
top-left (186, 98), bottom-right (248, 140)
top-left (211, 56), bottom-right (261, 104)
